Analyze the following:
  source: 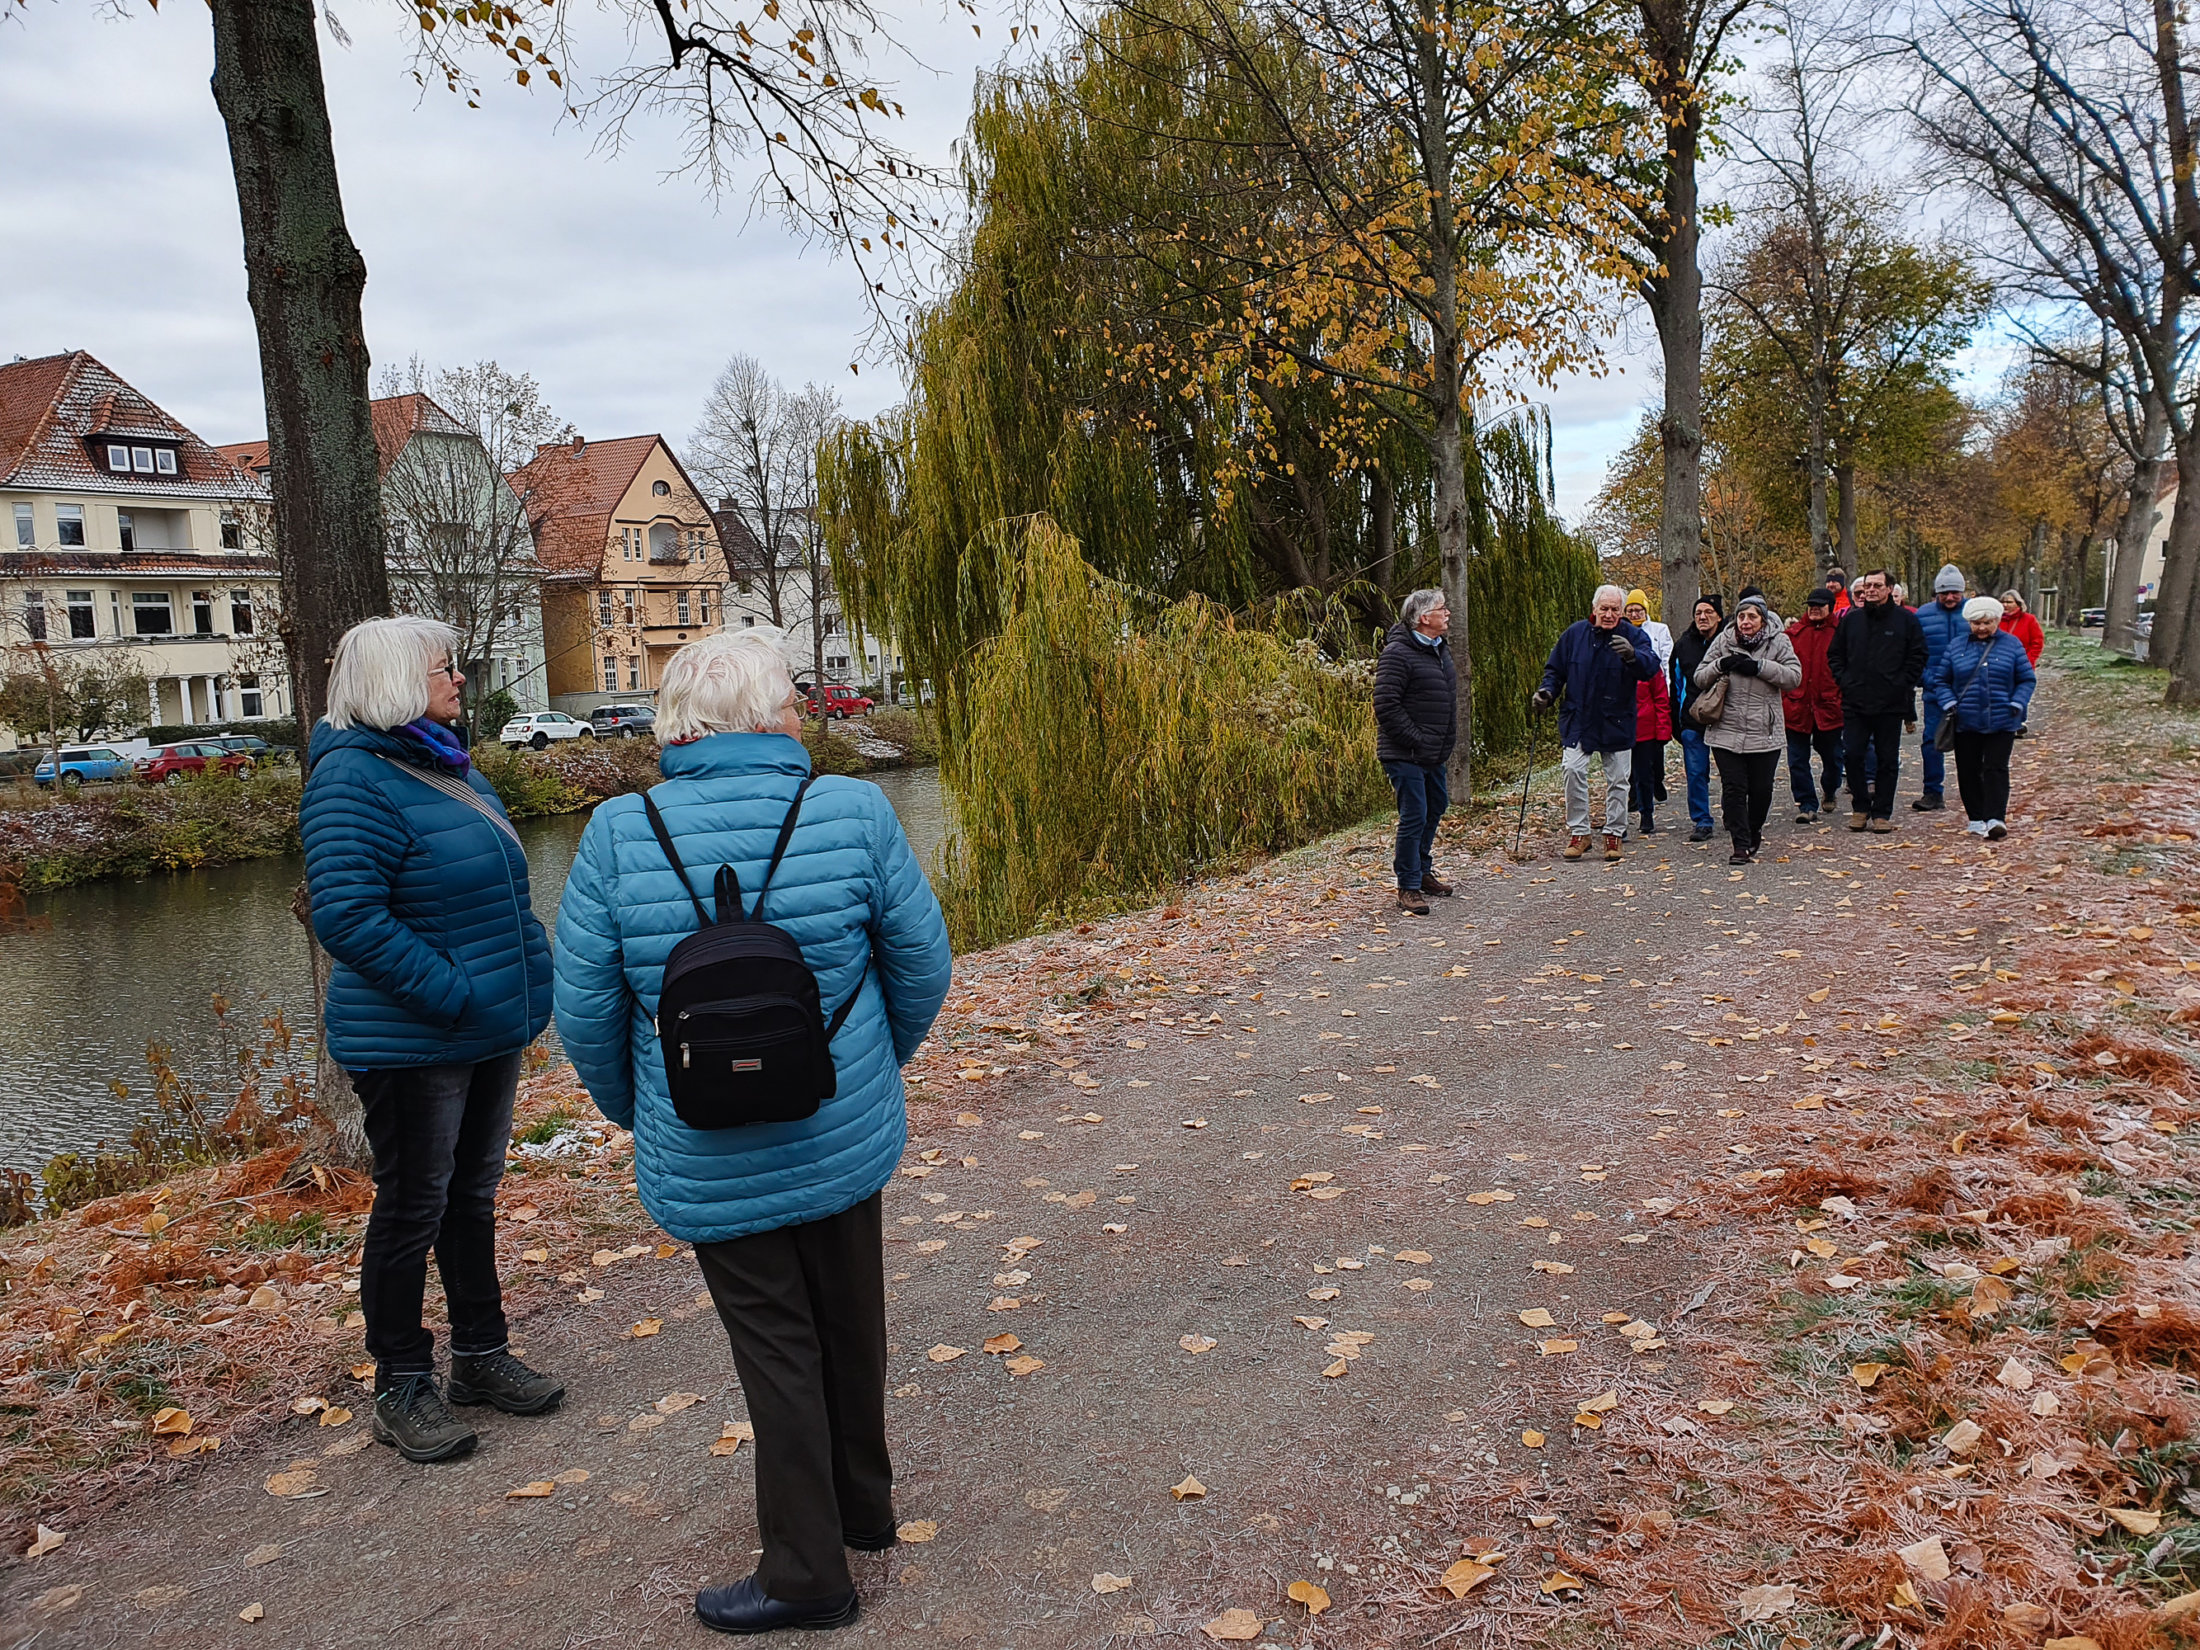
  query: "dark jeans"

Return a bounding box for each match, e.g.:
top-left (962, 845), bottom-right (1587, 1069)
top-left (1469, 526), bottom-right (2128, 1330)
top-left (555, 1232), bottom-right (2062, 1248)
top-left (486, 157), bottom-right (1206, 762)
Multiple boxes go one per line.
top-left (355, 1052), bottom-right (523, 1390)
top-left (1952, 728), bottom-right (2016, 822)
top-left (1630, 739), bottom-right (1666, 827)
top-left (1842, 710), bottom-right (1905, 819)
top-left (1786, 728), bottom-right (1843, 808)
top-left (1712, 748), bottom-right (1779, 849)
top-left (1382, 759), bottom-right (1449, 889)
top-left (696, 1194), bottom-right (891, 1603)
top-left (1919, 698), bottom-right (1946, 797)
top-left (1677, 727), bottom-right (1714, 830)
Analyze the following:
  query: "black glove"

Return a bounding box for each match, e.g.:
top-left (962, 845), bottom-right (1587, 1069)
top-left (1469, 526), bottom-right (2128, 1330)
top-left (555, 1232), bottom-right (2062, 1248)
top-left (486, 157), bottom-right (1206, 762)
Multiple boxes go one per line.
top-left (1607, 632), bottom-right (1636, 662)
top-left (1530, 688), bottom-right (1555, 713)
top-left (1717, 654), bottom-right (1739, 674)
top-left (1728, 654), bottom-right (1760, 677)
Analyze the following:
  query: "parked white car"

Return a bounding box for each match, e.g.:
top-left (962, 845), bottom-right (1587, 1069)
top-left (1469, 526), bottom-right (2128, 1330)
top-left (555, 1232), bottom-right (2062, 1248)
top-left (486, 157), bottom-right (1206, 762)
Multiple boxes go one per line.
top-left (499, 711), bottom-right (595, 750)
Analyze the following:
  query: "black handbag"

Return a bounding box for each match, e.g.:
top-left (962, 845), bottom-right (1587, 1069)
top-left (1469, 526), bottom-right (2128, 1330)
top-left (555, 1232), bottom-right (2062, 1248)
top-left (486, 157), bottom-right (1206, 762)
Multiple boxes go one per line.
top-left (641, 779), bottom-right (869, 1130)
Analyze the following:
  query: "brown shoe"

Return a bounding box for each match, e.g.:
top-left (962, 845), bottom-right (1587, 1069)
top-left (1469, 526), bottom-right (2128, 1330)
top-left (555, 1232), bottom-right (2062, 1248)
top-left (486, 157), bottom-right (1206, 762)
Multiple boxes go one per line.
top-left (1603, 834), bottom-right (1623, 862)
top-left (1396, 886), bottom-right (1430, 916)
top-left (1868, 817), bottom-right (1895, 833)
top-left (1563, 835), bottom-right (1588, 861)
top-left (1848, 812), bottom-right (1869, 831)
top-left (1420, 873), bottom-right (1454, 898)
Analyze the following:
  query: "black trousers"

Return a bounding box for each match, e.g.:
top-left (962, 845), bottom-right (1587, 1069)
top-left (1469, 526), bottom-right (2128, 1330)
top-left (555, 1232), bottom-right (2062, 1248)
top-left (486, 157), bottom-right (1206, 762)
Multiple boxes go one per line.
top-left (1952, 728), bottom-right (2016, 823)
top-left (1712, 748), bottom-right (1779, 849)
top-left (354, 1052), bottom-right (523, 1390)
top-left (1842, 710), bottom-right (1905, 819)
top-left (696, 1194), bottom-right (891, 1602)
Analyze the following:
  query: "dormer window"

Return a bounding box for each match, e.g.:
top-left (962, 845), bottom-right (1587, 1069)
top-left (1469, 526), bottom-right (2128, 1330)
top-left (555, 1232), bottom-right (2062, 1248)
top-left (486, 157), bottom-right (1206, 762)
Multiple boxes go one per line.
top-left (154, 449), bottom-right (177, 475)
top-left (101, 442), bottom-right (178, 476)
top-left (106, 444), bottom-right (130, 472)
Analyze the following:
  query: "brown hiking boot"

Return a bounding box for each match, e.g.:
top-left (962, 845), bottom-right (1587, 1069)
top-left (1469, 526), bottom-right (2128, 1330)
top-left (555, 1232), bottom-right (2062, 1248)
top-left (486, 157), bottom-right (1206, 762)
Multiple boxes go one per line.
top-left (1848, 812), bottom-right (1869, 831)
top-left (1603, 834), bottom-right (1623, 862)
top-left (1420, 873), bottom-right (1454, 898)
top-left (1869, 817), bottom-right (1895, 833)
top-left (1396, 886), bottom-right (1430, 916)
top-left (1563, 835), bottom-right (1588, 860)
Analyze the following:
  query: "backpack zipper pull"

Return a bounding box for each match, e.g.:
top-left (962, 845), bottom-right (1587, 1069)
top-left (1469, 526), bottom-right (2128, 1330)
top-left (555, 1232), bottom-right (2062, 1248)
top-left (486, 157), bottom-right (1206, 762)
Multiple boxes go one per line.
top-left (681, 1043), bottom-right (691, 1070)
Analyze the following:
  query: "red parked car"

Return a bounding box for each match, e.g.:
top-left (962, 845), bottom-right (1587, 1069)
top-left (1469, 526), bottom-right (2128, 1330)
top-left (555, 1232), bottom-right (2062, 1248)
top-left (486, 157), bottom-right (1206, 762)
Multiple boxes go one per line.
top-left (805, 684), bottom-right (874, 719)
top-left (137, 741), bottom-right (256, 785)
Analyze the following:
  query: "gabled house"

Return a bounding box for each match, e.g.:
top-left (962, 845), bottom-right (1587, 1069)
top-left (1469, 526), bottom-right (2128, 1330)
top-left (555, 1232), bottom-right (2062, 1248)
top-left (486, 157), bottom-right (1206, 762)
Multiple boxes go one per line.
top-left (1, 350), bottom-right (285, 733)
top-left (508, 434), bottom-right (729, 710)
top-left (222, 393), bottom-right (550, 713)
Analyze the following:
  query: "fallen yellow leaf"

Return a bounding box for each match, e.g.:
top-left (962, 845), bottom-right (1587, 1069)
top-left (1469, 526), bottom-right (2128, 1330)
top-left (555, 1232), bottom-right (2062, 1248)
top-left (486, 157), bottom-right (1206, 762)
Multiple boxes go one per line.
top-left (1518, 1308), bottom-right (1556, 1328)
top-left (927, 1344), bottom-right (966, 1363)
top-left (1441, 1559), bottom-right (1496, 1598)
top-left (1004, 1355), bottom-right (1045, 1376)
top-left (1180, 1334), bottom-right (1219, 1355)
top-left (24, 1524), bottom-right (65, 1559)
top-left (1091, 1572), bottom-right (1133, 1595)
top-left (506, 1481), bottom-right (557, 1498)
top-left (1541, 1571), bottom-right (1585, 1595)
top-left (1286, 1579), bottom-right (1331, 1614)
top-left (150, 1407), bottom-right (193, 1437)
top-left (1539, 1339), bottom-right (1579, 1356)
top-left (318, 1406), bottom-right (352, 1428)
top-left (628, 1318), bottom-right (663, 1339)
top-left (1202, 1608), bottom-right (1263, 1642)
top-left (2104, 1507), bottom-right (2163, 1535)
top-left (239, 1601), bottom-right (265, 1622)
top-left (897, 1519), bottom-right (938, 1543)
top-left (1850, 1363), bottom-right (1889, 1388)
top-left (1578, 1390), bottom-right (1619, 1413)
top-left (983, 1333), bottom-right (1022, 1355)
top-left (1522, 1430), bottom-right (1545, 1448)
top-left (1172, 1474), bottom-right (1207, 1501)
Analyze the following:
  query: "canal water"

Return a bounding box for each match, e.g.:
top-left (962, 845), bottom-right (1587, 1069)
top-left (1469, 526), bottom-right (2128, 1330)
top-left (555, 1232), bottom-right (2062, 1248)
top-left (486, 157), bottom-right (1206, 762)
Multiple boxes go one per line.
top-left (0, 766), bottom-right (948, 1178)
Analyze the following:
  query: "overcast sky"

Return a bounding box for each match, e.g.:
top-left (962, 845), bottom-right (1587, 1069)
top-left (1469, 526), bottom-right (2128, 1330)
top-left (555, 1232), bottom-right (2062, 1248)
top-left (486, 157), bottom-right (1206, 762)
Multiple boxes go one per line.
top-left (1, 3), bottom-right (1984, 529)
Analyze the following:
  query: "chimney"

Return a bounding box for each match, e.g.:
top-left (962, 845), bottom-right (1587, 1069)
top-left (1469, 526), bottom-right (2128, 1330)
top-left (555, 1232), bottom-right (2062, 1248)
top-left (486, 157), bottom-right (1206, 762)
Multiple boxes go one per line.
top-left (572, 435), bottom-right (587, 455)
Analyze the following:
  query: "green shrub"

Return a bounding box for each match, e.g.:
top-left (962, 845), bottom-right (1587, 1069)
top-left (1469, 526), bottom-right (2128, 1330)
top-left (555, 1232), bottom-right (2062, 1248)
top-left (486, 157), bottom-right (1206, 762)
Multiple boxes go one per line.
top-left (865, 706), bottom-right (940, 764)
top-left (472, 745), bottom-right (588, 818)
top-left (473, 689), bottom-right (520, 746)
top-left (804, 723), bottom-right (869, 776)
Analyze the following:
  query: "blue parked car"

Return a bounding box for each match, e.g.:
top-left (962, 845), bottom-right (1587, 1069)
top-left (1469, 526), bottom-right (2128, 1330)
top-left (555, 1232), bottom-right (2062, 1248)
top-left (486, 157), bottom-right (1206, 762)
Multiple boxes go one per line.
top-left (33, 745), bottom-right (136, 790)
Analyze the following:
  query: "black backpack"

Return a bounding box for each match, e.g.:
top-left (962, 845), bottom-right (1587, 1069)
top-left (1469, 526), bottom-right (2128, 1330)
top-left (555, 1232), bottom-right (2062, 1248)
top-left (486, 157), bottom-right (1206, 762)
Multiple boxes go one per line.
top-left (641, 778), bottom-right (868, 1130)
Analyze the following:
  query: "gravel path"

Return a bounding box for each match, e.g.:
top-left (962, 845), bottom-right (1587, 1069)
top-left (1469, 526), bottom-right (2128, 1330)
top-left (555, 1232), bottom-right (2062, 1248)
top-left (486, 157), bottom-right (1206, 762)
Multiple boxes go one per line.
top-left (2, 735), bottom-right (2005, 1649)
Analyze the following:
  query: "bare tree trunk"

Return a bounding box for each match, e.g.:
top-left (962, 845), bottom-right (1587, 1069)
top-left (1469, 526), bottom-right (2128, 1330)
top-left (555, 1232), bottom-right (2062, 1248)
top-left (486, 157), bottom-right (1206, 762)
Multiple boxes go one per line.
top-left (1370, 467), bottom-right (1397, 603)
top-left (2106, 404), bottom-right (2167, 655)
top-left (1806, 379), bottom-right (1832, 572)
top-left (2156, 438), bottom-right (2200, 685)
top-left (1834, 461), bottom-right (1857, 571)
top-left (211, 0), bottom-right (390, 1168)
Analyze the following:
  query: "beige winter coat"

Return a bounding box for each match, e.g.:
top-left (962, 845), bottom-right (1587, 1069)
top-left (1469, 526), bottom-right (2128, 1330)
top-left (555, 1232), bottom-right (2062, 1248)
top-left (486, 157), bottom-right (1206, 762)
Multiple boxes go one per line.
top-left (1694, 620), bottom-right (1803, 755)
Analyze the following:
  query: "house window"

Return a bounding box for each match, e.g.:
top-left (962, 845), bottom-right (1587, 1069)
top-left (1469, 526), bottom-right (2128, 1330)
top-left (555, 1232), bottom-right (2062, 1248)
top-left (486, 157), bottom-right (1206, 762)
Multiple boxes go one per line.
top-left (131, 591), bottom-right (174, 635)
top-left (230, 589), bottom-right (254, 635)
top-left (118, 512), bottom-right (136, 552)
top-left (154, 449), bottom-right (177, 475)
top-left (220, 509), bottom-right (241, 550)
top-left (65, 591), bottom-right (94, 639)
top-left (192, 591), bottom-right (215, 636)
top-left (106, 444), bottom-right (131, 473)
top-left (12, 504), bottom-right (30, 547)
top-left (239, 674), bottom-right (263, 718)
top-left (651, 480), bottom-right (670, 497)
top-left (55, 505), bottom-right (85, 547)
top-left (131, 446), bottom-right (155, 474)
top-left (742, 614), bottom-right (755, 629)
top-left (828, 654), bottom-right (849, 671)
top-left (22, 590), bottom-right (45, 642)
top-left (622, 591), bottom-right (636, 627)
top-left (598, 590), bottom-right (614, 627)
top-left (627, 657), bottom-right (641, 690)
top-left (699, 589), bottom-right (711, 625)
top-left (603, 656), bottom-right (618, 693)
top-left (676, 591), bottom-right (691, 626)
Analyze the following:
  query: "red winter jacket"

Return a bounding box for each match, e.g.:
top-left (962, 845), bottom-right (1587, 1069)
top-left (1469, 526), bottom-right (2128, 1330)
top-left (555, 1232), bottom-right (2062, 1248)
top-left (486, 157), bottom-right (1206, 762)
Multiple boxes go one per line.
top-left (1636, 667), bottom-right (1672, 742)
top-left (2001, 610), bottom-right (2046, 664)
top-left (1784, 611), bottom-right (1844, 733)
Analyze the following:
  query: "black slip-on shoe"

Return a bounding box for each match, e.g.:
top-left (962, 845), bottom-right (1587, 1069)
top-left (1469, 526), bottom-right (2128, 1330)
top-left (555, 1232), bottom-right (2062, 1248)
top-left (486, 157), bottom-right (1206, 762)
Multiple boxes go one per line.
top-left (696, 1576), bottom-right (860, 1636)
top-left (844, 1526), bottom-right (899, 1553)
top-left (372, 1374), bottom-right (477, 1463)
top-left (449, 1349), bottom-right (566, 1415)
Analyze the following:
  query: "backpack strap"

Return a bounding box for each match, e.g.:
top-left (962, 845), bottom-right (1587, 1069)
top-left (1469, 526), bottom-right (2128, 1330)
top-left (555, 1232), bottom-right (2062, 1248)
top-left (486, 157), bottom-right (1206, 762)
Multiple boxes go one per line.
top-left (642, 791), bottom-right (716, 929)
top-left (825, 955), bottom-right (873, 1040)
top-left (748, 776), bottom-right (815, 920)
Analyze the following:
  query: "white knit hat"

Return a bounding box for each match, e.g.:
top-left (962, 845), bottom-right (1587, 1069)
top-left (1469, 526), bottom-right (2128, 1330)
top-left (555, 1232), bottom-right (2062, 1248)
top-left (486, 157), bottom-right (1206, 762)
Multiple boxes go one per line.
top-left (1963, 595), bottom-right (2003, 624)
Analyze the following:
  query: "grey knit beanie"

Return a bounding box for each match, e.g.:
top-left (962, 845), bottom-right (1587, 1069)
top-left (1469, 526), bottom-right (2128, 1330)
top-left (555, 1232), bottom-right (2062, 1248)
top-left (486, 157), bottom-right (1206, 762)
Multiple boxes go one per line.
top-left (1934, 563), bottom-right (1965, 594)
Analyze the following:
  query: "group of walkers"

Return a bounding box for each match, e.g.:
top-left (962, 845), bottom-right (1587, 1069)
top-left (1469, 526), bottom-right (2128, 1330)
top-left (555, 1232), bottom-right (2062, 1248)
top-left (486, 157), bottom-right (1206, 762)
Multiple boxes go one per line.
top-left (1375, 564), bottom-right (2042, 904)
top-left (300, 618), bottom-right (952, 1635)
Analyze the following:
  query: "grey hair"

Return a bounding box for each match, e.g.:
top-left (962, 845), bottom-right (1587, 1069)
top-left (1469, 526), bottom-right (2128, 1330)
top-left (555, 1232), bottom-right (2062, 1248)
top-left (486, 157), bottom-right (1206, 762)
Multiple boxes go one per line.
top-left (1592, 583), bottom-right (1628, 608)
top-left (1398, 588), bottom-right (1445, 629)
top-left (325, 616), bottom-right (461, 730)
top-left (2000, 589), bottom-right (2025, 607)
top-left (656, 628), bottom-right (796, 743)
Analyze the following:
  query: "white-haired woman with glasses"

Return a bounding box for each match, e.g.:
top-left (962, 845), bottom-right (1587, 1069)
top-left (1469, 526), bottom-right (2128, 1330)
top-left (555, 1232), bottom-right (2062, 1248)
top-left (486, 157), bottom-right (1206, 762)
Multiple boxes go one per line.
top-left (554, 628), bottom-right (952, 1636)
top-left (299, 617), bottom-right (560, 1465)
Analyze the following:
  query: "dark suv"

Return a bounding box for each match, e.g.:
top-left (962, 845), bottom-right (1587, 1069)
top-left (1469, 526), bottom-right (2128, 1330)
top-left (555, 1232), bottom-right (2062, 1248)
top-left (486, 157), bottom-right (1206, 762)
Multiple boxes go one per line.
top-left (589, 704), bottom-right (657, 739)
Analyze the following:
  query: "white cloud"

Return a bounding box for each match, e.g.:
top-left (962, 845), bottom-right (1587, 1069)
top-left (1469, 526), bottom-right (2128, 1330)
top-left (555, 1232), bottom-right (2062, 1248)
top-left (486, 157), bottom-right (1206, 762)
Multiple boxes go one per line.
top-left (2, 3), bottom-right (1655, 508)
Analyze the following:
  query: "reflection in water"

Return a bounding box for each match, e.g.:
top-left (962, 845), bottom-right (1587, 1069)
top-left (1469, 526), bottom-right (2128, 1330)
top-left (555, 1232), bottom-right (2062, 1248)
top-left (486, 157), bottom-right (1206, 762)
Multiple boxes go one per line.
top-left (0, 766), bottom-right (948, 1175)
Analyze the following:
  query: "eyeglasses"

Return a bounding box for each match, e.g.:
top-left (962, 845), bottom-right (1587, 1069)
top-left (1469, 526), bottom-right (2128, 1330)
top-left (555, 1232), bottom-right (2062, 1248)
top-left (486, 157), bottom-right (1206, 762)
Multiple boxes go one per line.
top-left (429, 662), bottom-right (459, 679)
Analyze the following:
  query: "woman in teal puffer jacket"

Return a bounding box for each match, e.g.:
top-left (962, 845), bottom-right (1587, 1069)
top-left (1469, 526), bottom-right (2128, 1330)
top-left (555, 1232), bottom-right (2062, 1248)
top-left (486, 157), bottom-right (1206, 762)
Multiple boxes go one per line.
top-left (554, 628), bottom-right (952, 1637)
top-left (301, 617), bottom-right (561, 1468)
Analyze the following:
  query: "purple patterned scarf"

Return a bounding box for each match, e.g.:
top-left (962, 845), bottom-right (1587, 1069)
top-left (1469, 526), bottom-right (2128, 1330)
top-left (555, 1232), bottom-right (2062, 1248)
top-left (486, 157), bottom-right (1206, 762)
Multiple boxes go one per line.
top-left (398, 717), bottom-right (471, 775)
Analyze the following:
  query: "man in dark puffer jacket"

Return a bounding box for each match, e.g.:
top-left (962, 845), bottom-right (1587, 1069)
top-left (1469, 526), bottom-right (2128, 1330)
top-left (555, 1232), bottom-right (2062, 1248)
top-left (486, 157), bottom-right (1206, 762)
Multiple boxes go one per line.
top-left (1534, 583), bottom-right (1660, 862)
top-left (1373, 588), bottom-right (1458, 916)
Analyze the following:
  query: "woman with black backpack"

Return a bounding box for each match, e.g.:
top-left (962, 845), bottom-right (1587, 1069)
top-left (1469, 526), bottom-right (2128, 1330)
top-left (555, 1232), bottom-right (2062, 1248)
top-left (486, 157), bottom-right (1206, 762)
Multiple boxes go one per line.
top-left (555, 629), bottom-right (953, 1635)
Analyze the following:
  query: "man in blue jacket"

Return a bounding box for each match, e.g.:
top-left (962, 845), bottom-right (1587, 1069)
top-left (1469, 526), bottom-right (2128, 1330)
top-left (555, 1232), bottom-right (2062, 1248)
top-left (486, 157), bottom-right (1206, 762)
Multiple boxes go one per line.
top-left (1534, 584), bottom-right (1660, 862)
top-left (1912, 563), bottom-right (1969, 811)
top-left (1372, 588), bottom-right (1458, 917)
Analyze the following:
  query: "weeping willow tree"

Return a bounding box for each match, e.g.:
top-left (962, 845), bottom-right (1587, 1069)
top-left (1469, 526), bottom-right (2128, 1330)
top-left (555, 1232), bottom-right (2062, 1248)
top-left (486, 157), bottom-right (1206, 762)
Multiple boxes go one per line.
top-left (820, 0), bottom-right (1600, 939)
top-left (940, 518), bottom-right (1390, 948)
